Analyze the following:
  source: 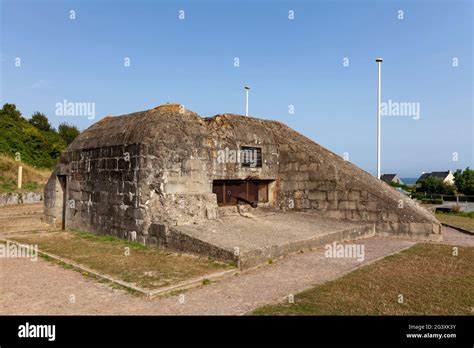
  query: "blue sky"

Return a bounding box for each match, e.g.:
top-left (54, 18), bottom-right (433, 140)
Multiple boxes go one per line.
top-left (1, 0), bottom-right (472, 177)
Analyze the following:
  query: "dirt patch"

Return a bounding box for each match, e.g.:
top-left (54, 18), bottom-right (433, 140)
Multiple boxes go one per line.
top-left (0, 203), bottom-right (57, 236)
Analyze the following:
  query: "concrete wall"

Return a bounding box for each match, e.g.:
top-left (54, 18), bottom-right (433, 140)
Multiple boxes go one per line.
top-left (0, 192), bottom-right (43, 205)
top-left (50, 144), bottom-right (144, 240)
top-left (43, 169), bottom-right (64, 227)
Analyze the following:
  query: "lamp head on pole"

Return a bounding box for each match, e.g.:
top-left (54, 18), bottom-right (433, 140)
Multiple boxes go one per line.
top-left (375, 57), bottom-right (384, 63)
top-left (244, 86), bottom-right (250, 90)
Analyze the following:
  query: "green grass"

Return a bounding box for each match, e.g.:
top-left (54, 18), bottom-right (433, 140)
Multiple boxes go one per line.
top-left (0, 155), bottom-right (51, 193)
top-left (0, 180), bottom-right (40, 192)
top-left (37, 253), bottom-right (144, 297)
top-left (451, 211), bottom-right (474, 218)
top-left (71, 229), bottom-right (149, 250)
top-left (436, 212), bottom-right (474, 232)
top-left (12, 230), bottom-right (234, 290)
top-left (252, 244), bottom-right (474, 315)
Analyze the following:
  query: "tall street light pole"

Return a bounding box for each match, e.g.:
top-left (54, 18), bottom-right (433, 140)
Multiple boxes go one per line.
top-left (375, 58), bottom-right (383, 179)
top-left (244, 86), bottom-right (250, 116)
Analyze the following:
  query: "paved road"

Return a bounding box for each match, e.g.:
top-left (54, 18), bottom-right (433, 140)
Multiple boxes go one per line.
top-left (437, 202), bottom-right (474, 213)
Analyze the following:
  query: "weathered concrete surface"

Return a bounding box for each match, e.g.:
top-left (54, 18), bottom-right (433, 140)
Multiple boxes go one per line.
top-left (172, 212), bottom-right (375, 268)
top-left (43, 104), bottom-right (441, 264)
top-left (0, 192), bottom-right (43, 205)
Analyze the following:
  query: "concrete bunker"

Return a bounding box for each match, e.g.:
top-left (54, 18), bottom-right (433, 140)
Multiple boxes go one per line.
top-left (43, 103), bottom-right (441, 267)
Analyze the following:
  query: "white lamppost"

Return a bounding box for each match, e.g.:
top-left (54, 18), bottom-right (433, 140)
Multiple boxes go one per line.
top-left (244, 86), bottom-right (250, 116)
top-left (375, 58), bottom-right (383, 179)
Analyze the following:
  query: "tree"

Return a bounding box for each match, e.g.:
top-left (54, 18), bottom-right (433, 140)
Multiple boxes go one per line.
top-left (0, 103), bottom-right (67, 168)
top-left (29, 112), bottom-right (51, 131)
top-left (454, 168), bottom-right (474, 195)
top-left (58, 123), bottom-right (80, 145)
top-left (417, 176), bottom-right (455, 195)
top-left (0, 103), bottom-right (23, 120)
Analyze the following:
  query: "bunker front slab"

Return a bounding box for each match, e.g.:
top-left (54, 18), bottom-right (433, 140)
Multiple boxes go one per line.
top-left (172, 212), bottom-right (375, 269)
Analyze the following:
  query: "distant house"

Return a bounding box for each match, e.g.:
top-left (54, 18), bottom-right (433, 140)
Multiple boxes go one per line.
top-left (381, 174), bottom-right (404, 185)
top-left (416, 170), bottom-right (455, 185)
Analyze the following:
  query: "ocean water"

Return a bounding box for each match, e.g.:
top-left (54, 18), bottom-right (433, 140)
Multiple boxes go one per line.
top-left (400, 178), bottom-right (418, 185)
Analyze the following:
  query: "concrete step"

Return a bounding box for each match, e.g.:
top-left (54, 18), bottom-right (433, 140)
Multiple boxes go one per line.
top-left (238, 223), bottom-right (375, 269)
top-left (0, 212), bottom-right (44, 217)
top-left (154, 212), bottom-right (376, 270)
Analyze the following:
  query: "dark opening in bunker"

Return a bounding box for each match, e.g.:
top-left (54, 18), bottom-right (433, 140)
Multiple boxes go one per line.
top-left (212, 180), bottom-right (272, 206)
top-left (57, 175), bottom-right (67, 230)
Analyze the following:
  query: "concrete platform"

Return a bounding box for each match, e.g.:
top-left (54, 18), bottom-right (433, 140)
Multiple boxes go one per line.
top-left (168, 212), bottom-right (375, 269)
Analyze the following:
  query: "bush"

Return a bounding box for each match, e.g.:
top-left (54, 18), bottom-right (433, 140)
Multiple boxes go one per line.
top-left (454, 168), bottom-right (474, 195)
top-left (421, 198), bottom-right (443, 204)
top-left (58, 123), bottom-right (80, 145)
top-left (0, 103), bottom-right (23, 121)
top-left (0, 103), bottom-right (69, 168)
top-left (416, 177), bottom-right (456, 195)
top-left (29, 112), bottom-right (51, 131)
top-left (411, 192), bottom-right (426, 200)
top-left (451, 204), bottom-right (461, 213)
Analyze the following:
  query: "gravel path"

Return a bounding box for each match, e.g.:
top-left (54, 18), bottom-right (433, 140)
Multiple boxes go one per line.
top-left (1, 237), bottom-right (416, 315)
top-left (440, 225), bottom-right (474, 247)
top-left (1, 203), bottom-right (472, 315)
